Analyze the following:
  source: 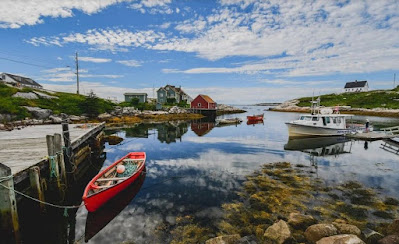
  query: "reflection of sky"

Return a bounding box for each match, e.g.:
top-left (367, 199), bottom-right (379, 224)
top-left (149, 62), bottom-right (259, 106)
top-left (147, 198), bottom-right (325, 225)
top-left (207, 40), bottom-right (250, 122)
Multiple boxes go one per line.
top-left (76, 107), bottom-right (399, 243)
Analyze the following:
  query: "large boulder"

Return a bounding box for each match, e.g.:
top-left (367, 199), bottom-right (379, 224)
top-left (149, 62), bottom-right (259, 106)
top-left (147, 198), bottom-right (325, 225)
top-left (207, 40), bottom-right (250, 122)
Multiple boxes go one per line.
top-left (33, 91), bottom-right (58, 99)
top-left (288, 212), bottom-right (317, 230)
top-left (305, 224), bottom-right (338, 243)
top-left (49, 115), bottom-right (62, 123)
top-left (23, 106), bottom-right (52, 119)
top-left (362, 228), bottom-right (384, 244)
top-left (316, 234), bottom-right (365, 244)
top-left (378, 235), bottom-right (399, 244)
top-left (332, 223), bottom-right (361, 236)
top-left (0, 114), bottom-right (14, 122)
top-left (98, 113), bottom-right (112, 120)
top-left (387, 219), bottom-right (399, 235)
top-left (12, 92), bottom-right (38, 99)
top-left (169, 106), bottom-right (187, 114)
top-left (206, 234), bottom-right (241, 244)
top-left (264, 220), bottom-right (292, 244)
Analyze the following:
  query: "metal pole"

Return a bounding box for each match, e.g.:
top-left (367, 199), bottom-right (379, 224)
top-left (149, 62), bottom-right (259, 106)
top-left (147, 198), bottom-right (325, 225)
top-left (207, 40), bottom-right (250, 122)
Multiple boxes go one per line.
top-left (75, 52), bottom-right (79, 95)
top-left (394, 73), bottom-right (396, 89)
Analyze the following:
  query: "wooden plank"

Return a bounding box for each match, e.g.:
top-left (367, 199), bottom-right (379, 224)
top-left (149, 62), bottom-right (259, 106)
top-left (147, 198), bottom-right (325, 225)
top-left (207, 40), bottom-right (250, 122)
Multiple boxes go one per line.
top-left (96, 177), bottom-right (129, 182)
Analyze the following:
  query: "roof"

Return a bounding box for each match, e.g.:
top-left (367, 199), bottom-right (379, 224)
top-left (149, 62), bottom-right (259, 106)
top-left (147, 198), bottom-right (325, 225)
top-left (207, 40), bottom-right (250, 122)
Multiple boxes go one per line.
top-left (199, 94), bottom-right (216, 103)
top-left (3, 73), bottom-right (42, 88)
top-left (124, 93), bottom-right (147, 96)
top-left (344, 80), bottom-right (367, 88)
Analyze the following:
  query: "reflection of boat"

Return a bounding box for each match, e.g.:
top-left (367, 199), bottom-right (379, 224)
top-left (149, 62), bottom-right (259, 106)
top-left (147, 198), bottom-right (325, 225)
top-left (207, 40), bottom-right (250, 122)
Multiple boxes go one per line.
top-left (85, 167), bottom-right (146, 242)
top-left (247, 114), bottom-right (264, 121)
top-left (284, 136), bottom-right (350, 152)
top-left (247, 120), bottom-right (264, 126)
top-left (285, 98), bottom-right (353, 137)
top-left (82, 152), bottom-right (146, 212)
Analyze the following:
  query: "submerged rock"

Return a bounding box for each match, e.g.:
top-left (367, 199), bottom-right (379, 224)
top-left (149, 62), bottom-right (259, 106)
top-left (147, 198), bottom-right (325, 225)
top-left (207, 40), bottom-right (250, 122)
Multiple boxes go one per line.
top-left (288, 212), bottom-right (317, 230)
top-left (387, 219), bottom-right (399, 235)
top-left (305, 224), bottom-right (338, 243)
top-left (362, 228), bottom-right (384, 244)
top-left (237, 235), bottom-right (257, 244)
top-left (316, 234), bottom-right (365, 244)
top-left (378, 235), bottom-right (399, 244)
top-left (205, 234), bottom-right (241, 244)
top-left (264, 220), bottom-right (291, 244)
top-left (332, 222), bottom-right (361, 236)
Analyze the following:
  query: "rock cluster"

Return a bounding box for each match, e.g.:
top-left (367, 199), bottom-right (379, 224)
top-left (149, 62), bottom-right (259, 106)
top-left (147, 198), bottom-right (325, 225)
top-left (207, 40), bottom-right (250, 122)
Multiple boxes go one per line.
top-left (206, 217), bottom-right (399, 244)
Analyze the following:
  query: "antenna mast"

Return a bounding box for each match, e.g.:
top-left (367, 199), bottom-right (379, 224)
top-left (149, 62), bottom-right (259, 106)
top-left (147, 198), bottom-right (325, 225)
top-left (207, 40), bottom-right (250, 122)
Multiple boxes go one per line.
top-left (75, 52), bottom-right (80, 94)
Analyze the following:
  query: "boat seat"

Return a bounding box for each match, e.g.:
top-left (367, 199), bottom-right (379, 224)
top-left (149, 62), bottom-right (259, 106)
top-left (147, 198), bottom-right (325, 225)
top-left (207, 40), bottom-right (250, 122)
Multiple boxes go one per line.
top-left (96, 177), bottom-right (129, 182)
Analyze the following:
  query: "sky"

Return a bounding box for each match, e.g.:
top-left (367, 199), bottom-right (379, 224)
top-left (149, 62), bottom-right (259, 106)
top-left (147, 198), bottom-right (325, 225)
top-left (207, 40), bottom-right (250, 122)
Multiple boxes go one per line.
top-left (0, 0), bottom-right (398, 104)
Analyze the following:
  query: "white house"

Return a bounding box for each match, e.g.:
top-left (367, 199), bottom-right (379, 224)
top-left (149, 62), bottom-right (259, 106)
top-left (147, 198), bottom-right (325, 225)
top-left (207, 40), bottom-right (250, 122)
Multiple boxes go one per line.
top-left (0, 73), bottom-right (42, 89)
top-left (344, 80), bottom-right (368, 93)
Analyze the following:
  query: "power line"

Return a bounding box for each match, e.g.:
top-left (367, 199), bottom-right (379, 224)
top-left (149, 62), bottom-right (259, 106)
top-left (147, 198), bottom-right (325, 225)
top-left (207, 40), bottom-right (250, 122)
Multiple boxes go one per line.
top-left (0, 56), bottom-right (54, 69)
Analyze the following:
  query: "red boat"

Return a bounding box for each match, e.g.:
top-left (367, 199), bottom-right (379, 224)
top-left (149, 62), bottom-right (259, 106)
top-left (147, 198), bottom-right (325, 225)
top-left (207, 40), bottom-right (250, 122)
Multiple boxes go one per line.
top-left (82, 152), bottom-right (146, 212)
top-left (247, 114), bottom-right (264, 121)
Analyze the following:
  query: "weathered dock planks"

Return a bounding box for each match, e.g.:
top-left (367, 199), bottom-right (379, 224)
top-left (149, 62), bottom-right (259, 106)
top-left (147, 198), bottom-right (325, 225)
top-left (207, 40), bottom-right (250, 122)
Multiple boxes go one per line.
top-left (0, 123), bottom-right (104, 176)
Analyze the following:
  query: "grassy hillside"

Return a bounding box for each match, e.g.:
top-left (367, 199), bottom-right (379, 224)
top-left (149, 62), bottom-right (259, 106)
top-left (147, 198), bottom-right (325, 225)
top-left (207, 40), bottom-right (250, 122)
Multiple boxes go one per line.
top-left (297, 87), bottom-right (399, 109)
top-left (0, 83), bottom-right (115, 119)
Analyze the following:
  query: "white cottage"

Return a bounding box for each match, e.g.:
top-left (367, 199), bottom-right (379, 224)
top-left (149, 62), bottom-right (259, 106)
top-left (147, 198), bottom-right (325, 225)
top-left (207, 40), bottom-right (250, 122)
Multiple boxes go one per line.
top-left (1, 73), bottom-right (42, 89)
top-left (344, 80), bottom-right (368, 93)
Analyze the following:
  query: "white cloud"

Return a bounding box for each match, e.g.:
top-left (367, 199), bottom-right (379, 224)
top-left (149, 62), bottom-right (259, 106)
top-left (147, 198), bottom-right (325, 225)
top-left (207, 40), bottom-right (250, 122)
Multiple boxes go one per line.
top-left (129, 0), bottom-right (174, 14)
top-left (79, 56), bottom-right (112, 63)
top-left (41, 67), bottom-right (122, 82)
top-left (116, 59), bottom-right (142, 67)
top-left (0, 0), bottom-right (132, 28)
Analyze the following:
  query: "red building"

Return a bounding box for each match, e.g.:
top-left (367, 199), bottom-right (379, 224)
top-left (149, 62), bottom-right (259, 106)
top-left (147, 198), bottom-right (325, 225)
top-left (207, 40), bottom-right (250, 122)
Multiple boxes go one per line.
top-left (191, 94), bottom-right (217, 110)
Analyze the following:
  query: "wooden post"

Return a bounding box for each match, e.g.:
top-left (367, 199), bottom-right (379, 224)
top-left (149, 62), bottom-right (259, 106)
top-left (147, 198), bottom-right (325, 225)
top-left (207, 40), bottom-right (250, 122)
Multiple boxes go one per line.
top-left (46, 135), bottom-right (61, 189)
top-left (54, 133), bottom-right (67, 185)
top-left (62, 115), bottom-right (75, 185)
top-left (29, 166), bottom-right (46, 212)
top-left (0, 163), bottom-right (20, 243)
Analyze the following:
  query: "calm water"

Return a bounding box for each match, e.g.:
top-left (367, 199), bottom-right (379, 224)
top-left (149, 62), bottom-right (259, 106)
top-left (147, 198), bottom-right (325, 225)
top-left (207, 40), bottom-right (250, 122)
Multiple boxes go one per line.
top-left (72, 106), bottom-right (399, 243)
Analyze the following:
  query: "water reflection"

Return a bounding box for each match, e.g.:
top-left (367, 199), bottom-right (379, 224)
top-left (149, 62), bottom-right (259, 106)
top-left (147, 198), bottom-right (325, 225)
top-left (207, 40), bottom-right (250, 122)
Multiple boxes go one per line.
top-left (191, 121), bottom-right (216, 136)
top-left (85, 167), bottom-right (146, 242)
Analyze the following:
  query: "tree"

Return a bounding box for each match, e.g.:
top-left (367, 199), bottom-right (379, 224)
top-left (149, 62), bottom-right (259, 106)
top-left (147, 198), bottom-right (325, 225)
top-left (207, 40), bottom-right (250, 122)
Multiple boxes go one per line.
top-left (129, 97), bottom-right (140, 106)
top-left (81, 90), bottom-right (102, 118)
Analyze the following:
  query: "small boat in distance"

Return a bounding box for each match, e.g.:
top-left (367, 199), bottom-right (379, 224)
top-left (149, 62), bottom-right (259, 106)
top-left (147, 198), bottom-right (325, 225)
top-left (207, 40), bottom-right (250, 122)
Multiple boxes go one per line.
top-left (285, 98), bottom-right (353, 137)
top-left (247, 114), bottom-right (264, 121)
top-left (82, 152), bottom-right (146, 212)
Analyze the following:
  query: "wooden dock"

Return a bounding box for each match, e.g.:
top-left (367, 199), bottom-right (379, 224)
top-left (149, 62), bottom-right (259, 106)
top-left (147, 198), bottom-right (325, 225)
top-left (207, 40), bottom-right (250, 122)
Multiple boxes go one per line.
top-left (0, 123), bottom-right (104, 175)
top-left (347, 131), bottom-right (398, 140)
top-left (0, 122), bottom-right (106, 243)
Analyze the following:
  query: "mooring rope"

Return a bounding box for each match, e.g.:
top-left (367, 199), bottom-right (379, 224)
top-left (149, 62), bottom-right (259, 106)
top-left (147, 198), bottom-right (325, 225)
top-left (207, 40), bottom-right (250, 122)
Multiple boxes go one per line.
top-left (0, 178), bottom-right (84, 209)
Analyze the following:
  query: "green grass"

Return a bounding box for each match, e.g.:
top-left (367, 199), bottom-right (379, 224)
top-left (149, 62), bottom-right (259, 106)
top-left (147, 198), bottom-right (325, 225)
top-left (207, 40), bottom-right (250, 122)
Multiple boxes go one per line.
top-left (297, 87), bottom-right (399, 109)
top-left (0, 84), bottom-right (116, 120)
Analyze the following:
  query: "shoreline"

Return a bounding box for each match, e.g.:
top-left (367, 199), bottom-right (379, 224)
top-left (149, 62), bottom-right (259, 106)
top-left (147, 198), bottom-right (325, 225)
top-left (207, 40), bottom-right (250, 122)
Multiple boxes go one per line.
top-left (269, 107), bottom-right (399, 118)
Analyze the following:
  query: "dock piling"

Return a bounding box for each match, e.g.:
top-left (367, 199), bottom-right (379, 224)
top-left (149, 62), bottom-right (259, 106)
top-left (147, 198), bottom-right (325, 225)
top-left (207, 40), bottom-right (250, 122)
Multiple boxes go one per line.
top-left (62, 115), bottom-right (75, 185)
top-left (29, 166), bottom-right (46, 212)
top-left (46, 135), bottom-right (61, 189)
top-left (0, 163), bottom-right (20, 244)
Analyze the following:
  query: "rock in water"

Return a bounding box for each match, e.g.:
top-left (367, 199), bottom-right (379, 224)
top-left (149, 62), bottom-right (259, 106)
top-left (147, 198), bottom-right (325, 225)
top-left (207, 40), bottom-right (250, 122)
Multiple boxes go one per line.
top-left (387, 219), bottom-right (399, 235)
top-left (305, 224), bottom-right (338, 243)
top-left (206, 234), bottom-right (241, 244)
top-left (316, 234), bottom-right (365, 244)
top-left (332, 223), bottom-right (361, 236)
top-left (362, 228), bottom-right (384, 244)
top-left (378, 235), bottom-right (399, 244)
top-left (288, 212), bottom-right (317, 230)
top-left (264, 220), bottom-right (292, 244)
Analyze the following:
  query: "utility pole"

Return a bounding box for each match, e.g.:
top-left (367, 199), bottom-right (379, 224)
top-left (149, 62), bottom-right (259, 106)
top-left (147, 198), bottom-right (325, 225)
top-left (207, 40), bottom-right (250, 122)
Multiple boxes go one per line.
top-left (394, 73), bottom-right (396, 89)
top-left (75, 52), bottom-right (80, 95)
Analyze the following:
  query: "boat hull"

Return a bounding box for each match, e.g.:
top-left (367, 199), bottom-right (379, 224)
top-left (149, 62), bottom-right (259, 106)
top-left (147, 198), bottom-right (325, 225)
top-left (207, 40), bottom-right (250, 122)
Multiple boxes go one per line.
top-left (247, 114), bottom-right (264, 121)
top-left (82, 152), bottom-right (146, 212)
top-left (286, 123), bottom-right (351, 137)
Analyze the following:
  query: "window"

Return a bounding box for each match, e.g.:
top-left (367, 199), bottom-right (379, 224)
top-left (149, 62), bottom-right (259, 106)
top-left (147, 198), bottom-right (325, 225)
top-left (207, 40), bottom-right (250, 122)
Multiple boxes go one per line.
top-left (312, 117), bottom-right (319, 121)
top-left (198, 103), bottom-right (201, 107)
top-left (300, 116), bottom-right (305, 120)
top-left (160, 93), bottom-right (164, 97)
top-left (326, 117), bottom-right (331, 123)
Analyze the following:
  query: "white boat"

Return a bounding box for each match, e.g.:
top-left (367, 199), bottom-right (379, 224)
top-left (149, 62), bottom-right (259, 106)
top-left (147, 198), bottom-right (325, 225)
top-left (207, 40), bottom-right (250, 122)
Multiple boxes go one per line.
top-left (285, 98), bottom-right (354, 137)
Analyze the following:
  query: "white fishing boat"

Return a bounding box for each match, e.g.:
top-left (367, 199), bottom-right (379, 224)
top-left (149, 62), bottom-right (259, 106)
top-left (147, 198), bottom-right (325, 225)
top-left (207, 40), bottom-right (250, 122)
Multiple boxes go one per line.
top-left (285, 98), bottom-right (354, 137)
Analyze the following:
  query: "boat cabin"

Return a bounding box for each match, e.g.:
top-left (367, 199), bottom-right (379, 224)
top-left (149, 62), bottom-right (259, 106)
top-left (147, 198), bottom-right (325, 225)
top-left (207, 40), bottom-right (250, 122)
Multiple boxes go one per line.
top-left (296, 114), bottom-right (349, 129)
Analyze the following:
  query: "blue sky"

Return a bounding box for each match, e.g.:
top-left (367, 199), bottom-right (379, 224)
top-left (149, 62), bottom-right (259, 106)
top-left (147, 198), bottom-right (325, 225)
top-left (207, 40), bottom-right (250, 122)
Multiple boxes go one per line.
top-left (0, 0), bottom-right (398, 103)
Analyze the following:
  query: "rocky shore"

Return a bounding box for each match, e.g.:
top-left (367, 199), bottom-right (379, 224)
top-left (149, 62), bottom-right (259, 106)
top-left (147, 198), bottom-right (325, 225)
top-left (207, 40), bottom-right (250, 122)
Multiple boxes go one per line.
top-left (162, 162), bottom-right (399, 244)
top-left (269, 99), bottom-right (399, 118)
top-left (0, 104), bottom-right (244, 131)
